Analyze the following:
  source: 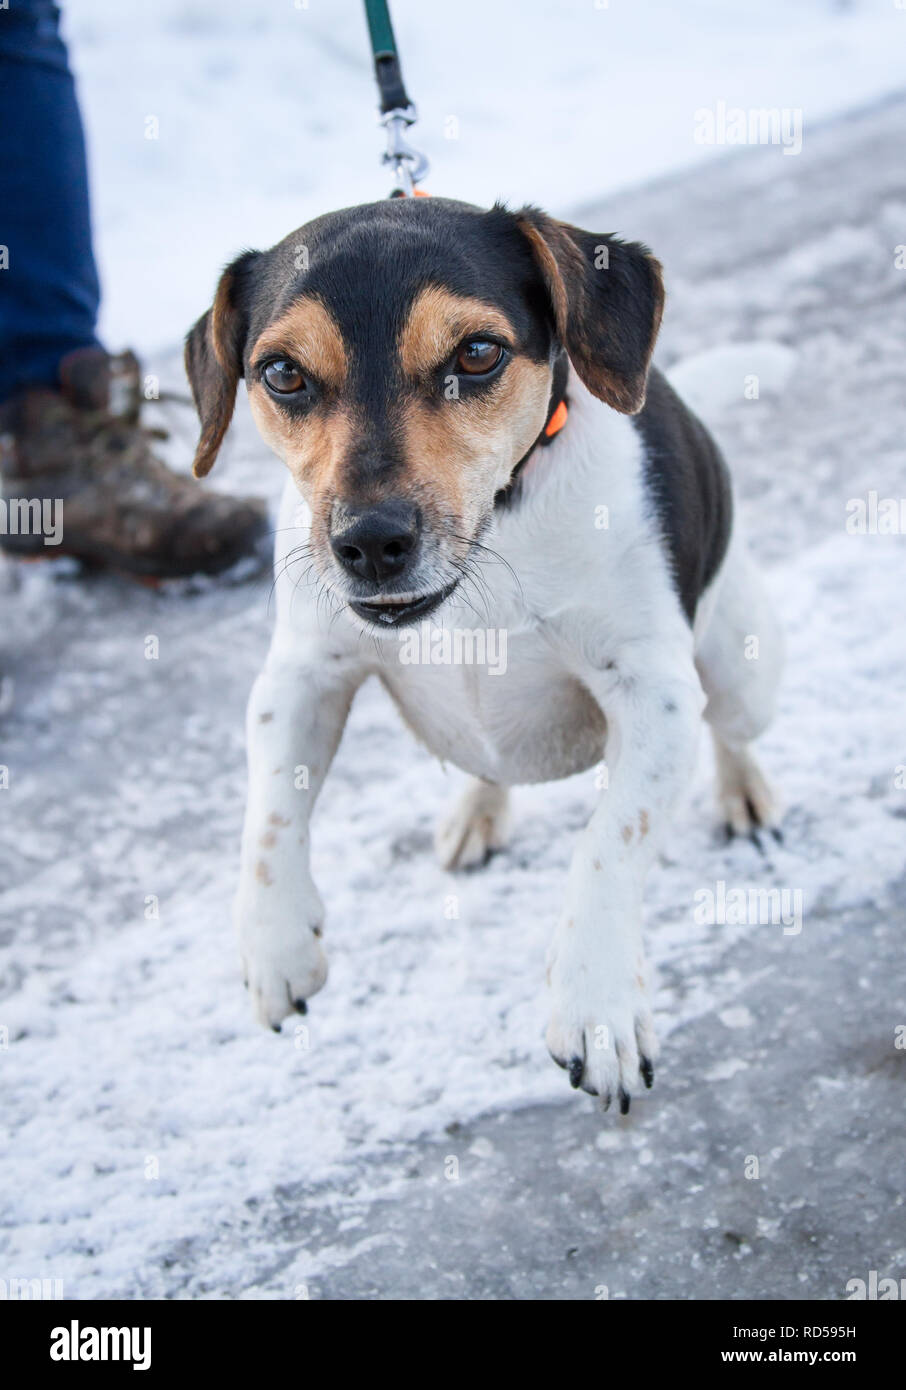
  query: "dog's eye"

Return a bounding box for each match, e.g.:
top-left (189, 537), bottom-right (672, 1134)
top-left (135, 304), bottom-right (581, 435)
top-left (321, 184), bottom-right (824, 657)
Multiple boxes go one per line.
top-left (263, 359), bottom-right (306, 395)
top-left (455, 340), bottom-right (503, 376)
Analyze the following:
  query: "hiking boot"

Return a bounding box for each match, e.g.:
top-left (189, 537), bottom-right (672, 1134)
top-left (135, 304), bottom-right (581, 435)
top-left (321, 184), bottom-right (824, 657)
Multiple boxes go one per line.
top-left (0, 346), bottom-right (268, 580)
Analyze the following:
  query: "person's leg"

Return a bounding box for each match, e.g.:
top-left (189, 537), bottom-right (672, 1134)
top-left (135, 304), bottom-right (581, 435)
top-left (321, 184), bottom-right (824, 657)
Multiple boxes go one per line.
top-left (0, 0), bottom-right (101, 400)
top-left (0, 2), bottom-right (268, 579)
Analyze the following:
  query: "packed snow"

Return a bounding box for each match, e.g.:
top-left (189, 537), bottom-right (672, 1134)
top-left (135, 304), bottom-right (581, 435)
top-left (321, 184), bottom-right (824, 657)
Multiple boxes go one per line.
top-left (65, 0), bottom-right (906, 352)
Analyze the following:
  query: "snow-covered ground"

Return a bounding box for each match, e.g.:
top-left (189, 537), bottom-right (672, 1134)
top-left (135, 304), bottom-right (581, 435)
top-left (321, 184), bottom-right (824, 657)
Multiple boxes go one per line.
top-left (66, 0), bottom-right (906, 352)
top-left (1, 4), bottom-right (905, 1298)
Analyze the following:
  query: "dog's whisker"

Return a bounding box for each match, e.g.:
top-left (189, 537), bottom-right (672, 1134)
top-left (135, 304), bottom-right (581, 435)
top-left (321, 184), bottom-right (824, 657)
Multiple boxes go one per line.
top-left (454, 567), bottom-right (490, 627)
top-left (454, 556), bottom-right (494, 626)
top-left (267, 543), bottom-right (317, 617)
top-left (449, 531), bottom-right (525, 605)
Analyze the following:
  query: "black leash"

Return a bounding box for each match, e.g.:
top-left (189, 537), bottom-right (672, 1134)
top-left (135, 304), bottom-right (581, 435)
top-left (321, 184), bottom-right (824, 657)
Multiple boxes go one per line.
top-left (363, 0), bottom-right (429, 195)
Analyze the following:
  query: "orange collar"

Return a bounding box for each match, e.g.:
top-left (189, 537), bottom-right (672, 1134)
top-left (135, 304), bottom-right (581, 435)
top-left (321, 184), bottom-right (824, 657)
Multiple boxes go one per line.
top-left (544, 398), bottom-right (568, 439)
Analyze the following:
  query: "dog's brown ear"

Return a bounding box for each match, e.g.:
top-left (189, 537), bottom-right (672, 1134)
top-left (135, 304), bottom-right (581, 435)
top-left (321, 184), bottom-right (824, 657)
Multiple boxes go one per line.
top-left (184, 250), bottom-right (261, 477)
top-left (514, 208), bottom-right (664, 414)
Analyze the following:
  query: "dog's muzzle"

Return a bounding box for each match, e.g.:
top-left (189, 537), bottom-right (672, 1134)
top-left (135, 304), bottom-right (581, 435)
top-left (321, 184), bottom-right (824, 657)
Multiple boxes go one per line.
top-left (328, 499), bottom-right (459, 627)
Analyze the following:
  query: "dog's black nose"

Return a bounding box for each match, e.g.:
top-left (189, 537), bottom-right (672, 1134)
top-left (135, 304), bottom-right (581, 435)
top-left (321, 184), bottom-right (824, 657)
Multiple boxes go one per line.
top-left (329, 501), bottom-right (420, 582)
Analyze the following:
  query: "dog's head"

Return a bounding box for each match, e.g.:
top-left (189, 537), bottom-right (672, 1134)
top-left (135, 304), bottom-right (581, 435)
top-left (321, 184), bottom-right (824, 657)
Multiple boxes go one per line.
top-left (185, 198), bottom-right (663, 627)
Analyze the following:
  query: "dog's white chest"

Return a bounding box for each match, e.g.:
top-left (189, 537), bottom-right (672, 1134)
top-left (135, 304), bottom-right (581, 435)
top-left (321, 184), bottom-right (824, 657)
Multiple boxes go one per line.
top-left (377, 619), bottom-right (607, 784)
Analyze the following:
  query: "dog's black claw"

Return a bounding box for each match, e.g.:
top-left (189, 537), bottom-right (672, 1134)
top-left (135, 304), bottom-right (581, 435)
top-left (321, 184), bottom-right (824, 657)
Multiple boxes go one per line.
top-left (551, 1053), bottom-right (568, 1071)
top-left (770, 825), bottom-right (784, 845)
top-left (749, 828), bottom-right (766, 856)
top-left (640, 1055), bottom-right (655, 1089)
top-left (600, 1091), bottom-right (612, 1112)
top-left (271, 1024), bottom-right (282, 1034)
top-left (293, 998), bottom-right (308, 1015)
top-left (619, 1087), bottom-right (631, 1115)
top-left (568, 1056), bottom-right (585, 1089)
top-left (581, 1080), bottom-right (599, 1097)
top-left (723, 821), bottom-right (736, 844)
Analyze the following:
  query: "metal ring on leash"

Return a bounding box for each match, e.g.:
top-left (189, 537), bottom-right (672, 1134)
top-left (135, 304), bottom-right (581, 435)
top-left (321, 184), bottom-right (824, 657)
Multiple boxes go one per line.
top-left (363, 0), bottom-right (430, 196)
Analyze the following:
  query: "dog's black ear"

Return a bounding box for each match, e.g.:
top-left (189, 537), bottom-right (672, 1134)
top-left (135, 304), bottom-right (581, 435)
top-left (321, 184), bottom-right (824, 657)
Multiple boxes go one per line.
top-left (184, 250), bottom-right (261, 477)
top-left (514, 208), bottom-right (664, 414)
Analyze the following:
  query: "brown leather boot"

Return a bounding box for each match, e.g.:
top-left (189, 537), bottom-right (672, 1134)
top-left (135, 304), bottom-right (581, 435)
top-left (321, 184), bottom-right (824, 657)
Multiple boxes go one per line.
top-left (0, 347), bottom-right (268, 580)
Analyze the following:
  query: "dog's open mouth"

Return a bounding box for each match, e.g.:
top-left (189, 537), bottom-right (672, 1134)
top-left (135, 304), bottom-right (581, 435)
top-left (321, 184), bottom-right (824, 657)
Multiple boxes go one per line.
top-left (349, 580), bottom-right (459, 628)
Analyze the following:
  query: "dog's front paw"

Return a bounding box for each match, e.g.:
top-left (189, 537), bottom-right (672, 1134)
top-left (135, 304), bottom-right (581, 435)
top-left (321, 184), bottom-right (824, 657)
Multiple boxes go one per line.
top-left (545, 936), bottom-right (658, 1112)
top-left (236, 889), bottom-right (328, 1031)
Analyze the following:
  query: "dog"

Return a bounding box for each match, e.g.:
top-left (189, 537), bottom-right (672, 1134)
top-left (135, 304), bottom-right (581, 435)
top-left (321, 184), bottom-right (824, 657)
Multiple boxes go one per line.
top-left (185, 196), bottom-right (783, 1111)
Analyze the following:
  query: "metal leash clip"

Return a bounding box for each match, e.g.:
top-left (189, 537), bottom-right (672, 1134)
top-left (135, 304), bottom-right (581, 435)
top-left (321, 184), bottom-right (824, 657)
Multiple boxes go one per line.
top-left (365, 0), bottom-right (429, 195)
top-left (380, 104), bottom-right (429, 196)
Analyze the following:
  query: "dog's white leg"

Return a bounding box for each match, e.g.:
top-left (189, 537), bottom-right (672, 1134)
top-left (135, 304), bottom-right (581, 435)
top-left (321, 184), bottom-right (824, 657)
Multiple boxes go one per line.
top-left (545, 660), bottom-right (704, 1108)
top-left (435, 777), bottom-right (510, 870)
top-left (695, 532), bottom-right (784, 839)
top-left (235, 642), bottom-right (360, 1029)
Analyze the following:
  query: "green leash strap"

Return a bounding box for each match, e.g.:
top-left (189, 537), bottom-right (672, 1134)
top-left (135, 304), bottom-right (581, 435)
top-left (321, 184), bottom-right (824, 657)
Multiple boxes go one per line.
top-left (364, 0), bottom-right (411, 115)
top-left (362, 0), bottom-right (430, 194)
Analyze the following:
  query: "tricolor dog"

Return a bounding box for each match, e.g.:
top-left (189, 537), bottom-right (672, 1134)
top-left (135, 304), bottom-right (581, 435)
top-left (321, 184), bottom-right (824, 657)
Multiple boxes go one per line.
top-left (185, 197), bottom-right (782, 1111)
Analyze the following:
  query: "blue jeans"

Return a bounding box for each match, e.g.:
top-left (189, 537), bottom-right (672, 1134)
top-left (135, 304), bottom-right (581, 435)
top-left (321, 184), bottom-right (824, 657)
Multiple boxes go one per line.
top-left (0, 0), bottom-right (101, 402)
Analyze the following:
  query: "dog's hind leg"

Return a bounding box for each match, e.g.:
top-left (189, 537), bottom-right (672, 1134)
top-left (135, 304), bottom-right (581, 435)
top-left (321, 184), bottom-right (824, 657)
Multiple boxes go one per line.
top-left (695, 532), bottom-right (784, 842)
top-left (711, 736), bottom-right (779, 841)
top-left (435, 777), bottom-right (510, 871)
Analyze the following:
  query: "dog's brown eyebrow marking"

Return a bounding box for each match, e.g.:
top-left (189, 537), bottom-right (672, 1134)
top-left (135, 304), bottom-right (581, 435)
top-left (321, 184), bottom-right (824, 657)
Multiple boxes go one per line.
top-left (251, 296), bottom-right (347, 388)
top-left (399, 286), bottom-right (517, 378)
